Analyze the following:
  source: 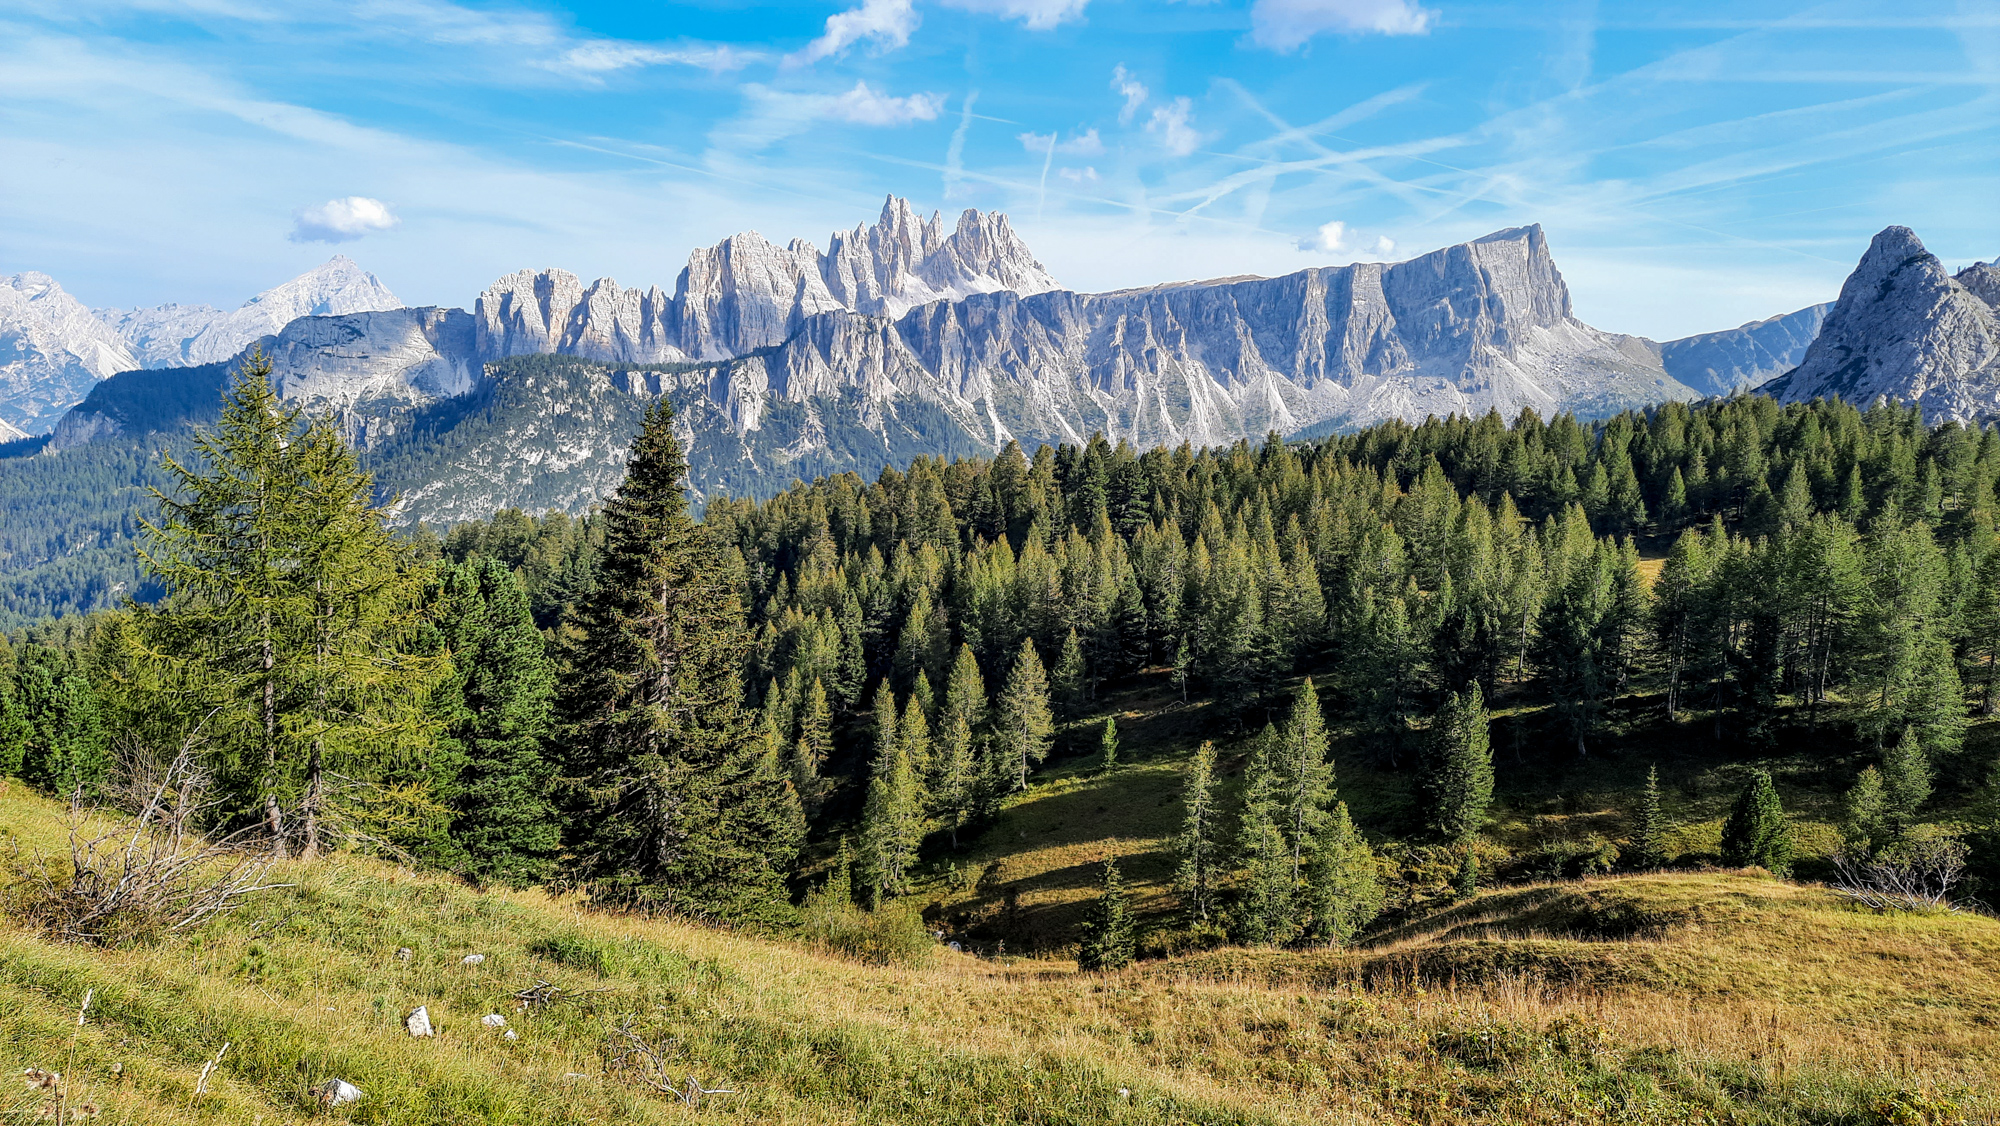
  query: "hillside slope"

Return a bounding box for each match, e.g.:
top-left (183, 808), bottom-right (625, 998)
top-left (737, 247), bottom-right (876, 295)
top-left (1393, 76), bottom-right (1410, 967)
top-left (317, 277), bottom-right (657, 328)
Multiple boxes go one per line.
top-left (3, 784), bottom-right (1994, 1126)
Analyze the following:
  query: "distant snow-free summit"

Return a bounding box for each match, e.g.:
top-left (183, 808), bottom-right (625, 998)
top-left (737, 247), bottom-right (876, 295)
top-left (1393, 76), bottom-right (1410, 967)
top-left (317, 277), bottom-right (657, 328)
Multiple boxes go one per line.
top-left (0, 256), bottom-right (401, 435)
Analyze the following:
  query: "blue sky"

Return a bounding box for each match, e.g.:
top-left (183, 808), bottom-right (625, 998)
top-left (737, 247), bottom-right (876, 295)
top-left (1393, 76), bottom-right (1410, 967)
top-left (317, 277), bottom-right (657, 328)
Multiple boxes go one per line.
top-left (2, 0), bottom-right (1996, 340)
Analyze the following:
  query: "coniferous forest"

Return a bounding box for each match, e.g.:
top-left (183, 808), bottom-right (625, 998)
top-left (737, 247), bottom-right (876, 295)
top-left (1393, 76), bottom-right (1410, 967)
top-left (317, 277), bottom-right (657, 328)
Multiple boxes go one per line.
top-left (9, 356), bottom-right (2000, 956)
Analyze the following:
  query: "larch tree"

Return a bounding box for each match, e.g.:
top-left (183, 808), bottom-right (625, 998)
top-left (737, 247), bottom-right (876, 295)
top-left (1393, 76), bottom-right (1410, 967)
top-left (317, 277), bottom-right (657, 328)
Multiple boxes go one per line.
top-left (996, 639), bottom-right (1054, 790)
top-left (137, 354), bottom-right (442, 857)
top-left (1173, 741), bottom-right (1220, 924)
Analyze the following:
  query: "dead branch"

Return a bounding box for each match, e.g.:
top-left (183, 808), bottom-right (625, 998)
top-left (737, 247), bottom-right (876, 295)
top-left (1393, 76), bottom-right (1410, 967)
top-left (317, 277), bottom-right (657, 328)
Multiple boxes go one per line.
top-left (8, 727), bottom-right (291, 945)
top-left (1830, 840), bottom-right (1967, 913)
top-left (604, 1020), bottom-right (735, 1106)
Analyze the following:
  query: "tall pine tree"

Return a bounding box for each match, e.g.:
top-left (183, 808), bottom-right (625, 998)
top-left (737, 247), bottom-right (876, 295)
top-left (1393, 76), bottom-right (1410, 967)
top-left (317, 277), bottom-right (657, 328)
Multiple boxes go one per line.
top-left (555, 401), bottom-right (795, 918)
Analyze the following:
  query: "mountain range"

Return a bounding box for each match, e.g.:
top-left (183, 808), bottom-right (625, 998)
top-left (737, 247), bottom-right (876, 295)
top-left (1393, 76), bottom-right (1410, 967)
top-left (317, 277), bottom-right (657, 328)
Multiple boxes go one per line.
top-left (7, 199), bottom-right (1996, 627)
top-left (0, 256), bottom-right (400, 435)
top-left (22, 198), bottom-right (1843, 488)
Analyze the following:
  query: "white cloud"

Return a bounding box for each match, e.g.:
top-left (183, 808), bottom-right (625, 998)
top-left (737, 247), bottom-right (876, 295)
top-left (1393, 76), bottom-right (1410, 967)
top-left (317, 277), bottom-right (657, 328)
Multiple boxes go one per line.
top-left (1017, 127), bottom-right (1104, 155)
top-left (940, 0), bottom-right (1090, 30)
top-left (826, 81), bottom-right (946, 125)
top-left (1296, 220), bottom-right (1395, 257)
top-left (1059, 166), bottom-right (1099, 182)
top-left (1111, 64), bottom-right (1148, 124)
top-left (1146, 97), bottom-right (1202, 156)
top-left (289, 196), bottom-right (399, 243)
top-left (788, 0), bottom-right (920, 66)
top-left (549, 42), bottom-right (763, 75)
top-left (1250, 0), bottom-right (1434, 52)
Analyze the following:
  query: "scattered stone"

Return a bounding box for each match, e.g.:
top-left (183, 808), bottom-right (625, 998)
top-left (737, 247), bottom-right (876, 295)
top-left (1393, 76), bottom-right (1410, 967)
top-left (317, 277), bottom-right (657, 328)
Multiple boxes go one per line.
top-left (395, 948), bottom-right (411, 961)
top-left (405, 1007), bottom-right (434, 1038)
top-left (460, 954), bottom-right (486, 966)
top-left (317, 1078), bottom-right (364, 1107)
top-left (1117, 1088), bottom-right (1131, 1099)
top-left (480, 1014), bottom-right (507, 1029)
top-left (503, 1030), bottom-right (519, 1042)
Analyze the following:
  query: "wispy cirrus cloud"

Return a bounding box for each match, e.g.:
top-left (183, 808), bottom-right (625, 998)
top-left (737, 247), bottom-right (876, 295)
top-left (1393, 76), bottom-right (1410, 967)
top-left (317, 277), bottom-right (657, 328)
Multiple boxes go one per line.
top-left (545, 41), bottom-right (764, 77)
top-left (1017, 128), bottom-right (1102, 155)
top-left (1249, 0), bottom-right (1435, 51)
top-left (940, 0), bottom-right (1090, 31)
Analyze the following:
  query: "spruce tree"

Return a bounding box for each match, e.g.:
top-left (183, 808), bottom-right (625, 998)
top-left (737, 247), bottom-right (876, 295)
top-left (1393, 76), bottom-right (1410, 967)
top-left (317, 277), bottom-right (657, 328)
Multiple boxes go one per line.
top-left (1233, 726), bottom-right (1294, 945)
top-left (430, 558), bottom-right (561, 887)
top-left (555, 401), bottom-right (794, 917)
top-left (1173, 741), bottom-right (1220, 923)
top-left (996, 639), bottom-right (1054, 790)
top-left (1076, 859), bottom-right (1135, 971)
top-left (1720, 770), bottom-right (1793, 876)
top-left (1422, 684), bottom-right (1493, 842)
top-left (1841, 765), bottom-right (1889, 853)
top-left (1881, 726), bottom-right (1932, 832)
top-left (0, 669), bottom-right (27, 779)
top-left (1629, 764), bottom-right (1668, 869)
top-left (18, 648), bottom-right (109, 801)
top-left (1098, 717), bottom-right (1119, 772)
top-left (1455, 847), bottom-right (1479, 900)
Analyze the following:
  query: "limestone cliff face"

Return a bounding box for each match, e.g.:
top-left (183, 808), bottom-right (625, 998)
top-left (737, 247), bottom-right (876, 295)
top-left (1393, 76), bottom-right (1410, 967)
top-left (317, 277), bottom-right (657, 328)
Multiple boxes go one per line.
top-left (1764, 228), bottom-right (2000, 420)
top-left (258, 307), bottom-right (478, 444)
top-left (718, 225), bottom-right (1695, 450)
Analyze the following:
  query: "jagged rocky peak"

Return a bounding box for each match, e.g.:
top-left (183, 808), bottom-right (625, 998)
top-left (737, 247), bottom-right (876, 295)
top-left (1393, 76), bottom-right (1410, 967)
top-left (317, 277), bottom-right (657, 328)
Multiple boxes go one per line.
top-left (1764, 226), bottom-right (2000, 421)
top-left (823, 195), bottom-right (1058, 317)
top-left (470, 196), bottom-right (1060, 367)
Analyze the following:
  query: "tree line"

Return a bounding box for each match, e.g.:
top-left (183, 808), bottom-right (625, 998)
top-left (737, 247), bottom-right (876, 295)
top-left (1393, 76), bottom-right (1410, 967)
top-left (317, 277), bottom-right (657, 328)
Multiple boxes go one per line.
top-left (7, 365), bottom-right (2000, 949)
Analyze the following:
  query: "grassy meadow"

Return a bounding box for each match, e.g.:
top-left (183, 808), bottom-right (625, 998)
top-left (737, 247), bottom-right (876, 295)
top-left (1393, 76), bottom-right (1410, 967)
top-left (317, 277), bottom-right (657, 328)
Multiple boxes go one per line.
top-left (6, 680), bottom-right (2000, 1126)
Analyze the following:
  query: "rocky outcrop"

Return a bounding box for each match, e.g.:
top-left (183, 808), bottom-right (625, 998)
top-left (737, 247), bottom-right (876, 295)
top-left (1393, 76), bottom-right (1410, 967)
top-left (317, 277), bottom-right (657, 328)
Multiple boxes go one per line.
top-left (256, 307), bottom-right (478, 444)
top-left (1, 272), bottom-right (140, 434)
top-left (1764, 227), bottom-right (2000, 421)
top-left (1656, 304), bottom-right (1831, 397)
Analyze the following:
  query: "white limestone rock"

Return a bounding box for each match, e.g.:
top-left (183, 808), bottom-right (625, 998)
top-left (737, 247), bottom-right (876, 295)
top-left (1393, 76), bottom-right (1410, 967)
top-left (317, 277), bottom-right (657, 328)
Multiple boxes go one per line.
top-left (255, 307), bottom-right (478, 445)
top-left (182, 256), bottom-right (402, 366)
top-left (94, 302), bottom-right (226, 368)
top-left (0, 272), bottom-right (139, 434)
top-left (725, 224), bottom-right (1697, 451)
top-left (405, 1007), bottom-right (434, 1037)
top-left (1656, 304), bottom-right (1832, 397)
top-left (316, 1078), bottom-right (364, 1106)
top-left (1764, 227), bottom-right (2000, 422)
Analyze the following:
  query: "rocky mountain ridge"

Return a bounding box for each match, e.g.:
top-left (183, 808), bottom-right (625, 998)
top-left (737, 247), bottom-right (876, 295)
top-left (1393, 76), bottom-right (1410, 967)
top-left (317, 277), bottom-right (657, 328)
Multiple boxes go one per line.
top-left (0, 257), bottom-right (402, 434)
top-left (1765, 228), bottom-right (2000, 420)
